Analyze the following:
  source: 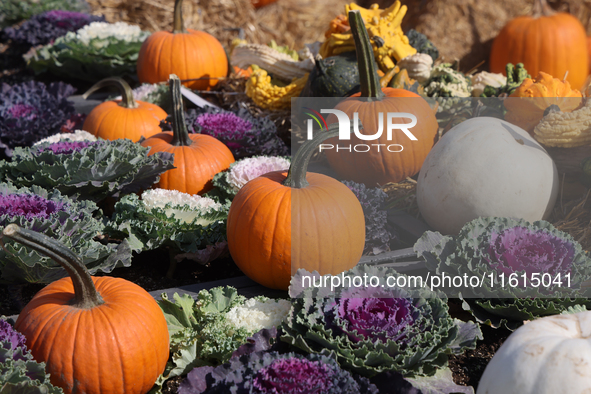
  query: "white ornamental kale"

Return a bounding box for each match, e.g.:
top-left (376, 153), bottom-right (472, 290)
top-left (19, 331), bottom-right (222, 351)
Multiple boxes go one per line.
top-left (33, 129), bottom-right (97, 146)
top-left (225, 298), bottom-right (291, 333)
top-left (73, 21), bottom-right (146, 44)
top-left (105, 189), bottom-right (229, 261)
top-left (414, 216), bottom-right (591, 330)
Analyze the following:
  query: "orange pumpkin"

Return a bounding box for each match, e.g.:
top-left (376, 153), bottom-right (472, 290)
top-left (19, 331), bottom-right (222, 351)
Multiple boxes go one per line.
top-left (9, 224), bottom-right (169, 394)
top-left (324, 10), bottom-right (438, 187)
top-left (504, 71), bottom-right (583, 134)
top-left (141, 74), bottom-right (234, 195)
top-left (137, 0), bottom-right (228, 91)
top-left (227, 124), bottom-right (365, 290)
top-left (81, 77), bottom-right (167, 142)
top-left (490, 0), bottom-right (589, 90)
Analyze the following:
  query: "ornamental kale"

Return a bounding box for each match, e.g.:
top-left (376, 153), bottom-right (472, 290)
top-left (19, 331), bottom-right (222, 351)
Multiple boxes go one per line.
top-left (0, 318), bottom-right (64, 393)
top-left (414, 216), bottom-right (591, 329)
top-left (0, 0), bottom-right (90, 29)
top-left (3, 10), bottom-right (105, 47)
top-left (25, 21), bottom-right (150, 82)
top-left (283, 264), bottom-right (481, 378)
top-left (342, 180), bottom-right (393, 255)
top-left (0, 139), bottom-right (175, 203)
top-left (179, 351), bottom-right (378, 394)
top-left (161, 107), bottom-right (289, 159)
top-left (0, 183), bottom-right (132, 284)
top-left (0, 81), bottom-right (75, 157)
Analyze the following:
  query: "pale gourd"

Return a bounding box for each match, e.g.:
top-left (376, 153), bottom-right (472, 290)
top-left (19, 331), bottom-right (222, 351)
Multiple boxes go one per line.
top-left (477, 312), bottom-right (591, 393)
top-left (416, 117), bottom-right (558, 235)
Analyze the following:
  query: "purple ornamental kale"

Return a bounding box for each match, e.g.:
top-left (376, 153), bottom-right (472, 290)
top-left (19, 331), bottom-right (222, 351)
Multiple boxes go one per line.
top-left (35, 140), bottom-right (100, 155)
top-left (342, 180), bottom-right (394, 255)
top-left (160, 106), bottom-right (289, 158)
top-left (0, 319), bottom-right (26, 352)
top-left (0, 81), bottom-right (76, 157)
top-left (3, 10), bottom-right (105, 47)
top-left (487, 226), bottom-right (575, 278)
top-left (0, 193), bottom-right (69, 223)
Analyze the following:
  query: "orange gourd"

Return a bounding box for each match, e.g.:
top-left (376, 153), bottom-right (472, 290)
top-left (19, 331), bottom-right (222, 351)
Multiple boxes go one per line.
top-left (82, 77), bottom-right (167, 142)
top-left (251, 0), bottom-right (277, 9)
top-left (504, 71), bottom-right (583, 134)
top-left (137, 0), bottom-right (228, 91)
top-left (489, 0), bottom-right (589, 90)
top-left (9, 224), bottom-right (169, 394)
top-left (141, 74), bottom-right (234, 195)
top-left (227, 123), bottom-right (365, 291)
top-left (324, 10), bottom-right (438, 187)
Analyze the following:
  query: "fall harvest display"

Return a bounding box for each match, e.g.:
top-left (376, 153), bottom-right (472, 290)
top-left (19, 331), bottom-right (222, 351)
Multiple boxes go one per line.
top-left (4, 0), bottom-right (591, 393)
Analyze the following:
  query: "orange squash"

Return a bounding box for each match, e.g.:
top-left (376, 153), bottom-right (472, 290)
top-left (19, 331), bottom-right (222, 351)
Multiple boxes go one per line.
top-left (141, 74), bottom-right (234, 195)
top-left (504, 71), bottom-right (583, 134)
top-left (489, 0), bottom-right (588, 90)
top-left (227, 123), bottom-right (365, 290)
top-left (81, 77), bottom-right (167, 142)
top-left (324, 10), bottom-right (438, 187)
top-left (9, 224), bottom-right (169, 394)
top-left (137, 0), bottom-right (228, 91)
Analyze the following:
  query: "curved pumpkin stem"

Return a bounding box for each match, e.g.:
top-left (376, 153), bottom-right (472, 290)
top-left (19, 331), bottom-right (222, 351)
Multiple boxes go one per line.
top-left (82, 77), bottom-right (139, 109)
top-left (284, 120), bottom-right (359, 189)
top-left (173, 0), bottom-right (188, 34)
top-left (169, 74), bottom-right (193, 147)
top-left (532, 0), bottom-right (555, 17)
top-left (349, 10), bottom-right (384, 100)
top-left (2, 224), bottom-right (104, 309)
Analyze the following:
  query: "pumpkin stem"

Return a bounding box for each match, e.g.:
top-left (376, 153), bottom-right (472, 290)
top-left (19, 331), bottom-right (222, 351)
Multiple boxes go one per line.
top-left (169, 74), bottom-right (193, 147)
top-left (173, 0), bottom-right (187, 34)
top-left (532, 0), bottom-right (555, 17)
top-left (2, 224), bottom-right (104, 309)
top-left (284, 120), bottom-right (360, 188)
top-left (82, 77), bottom-right (139, 109)
top-left (349, 10), bottom-right (384, 100)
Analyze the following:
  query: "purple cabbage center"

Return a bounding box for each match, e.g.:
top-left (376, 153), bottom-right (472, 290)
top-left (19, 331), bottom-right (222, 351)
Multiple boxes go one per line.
top-left (0, 193), bottom-right (68, 222)
top-left (252, 358), bottom-right (334, 394)
top-left (195, 113), bottom-right (252, 149)
top-left (336, 297), bottom-right (415, 344)
top-left (487, 226), bottom-right (575, 277)
top-left (35, 140), bottom-right (99, 155)
top-left (7, 104), bottom-right (38, 120)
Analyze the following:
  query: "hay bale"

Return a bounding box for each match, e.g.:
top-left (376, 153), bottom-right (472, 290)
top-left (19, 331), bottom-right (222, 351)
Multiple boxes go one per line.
top-left (86, 0), bottom-right (352, 50)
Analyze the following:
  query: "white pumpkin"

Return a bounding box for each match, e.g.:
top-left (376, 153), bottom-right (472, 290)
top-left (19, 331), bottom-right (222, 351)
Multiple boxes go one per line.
top-left (477, 312), bottom-right (591, 394)
top-left (416, 117), bottom-right (558, 235)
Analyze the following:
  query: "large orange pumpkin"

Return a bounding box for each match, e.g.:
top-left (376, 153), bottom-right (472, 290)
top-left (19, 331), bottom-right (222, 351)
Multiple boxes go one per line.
top-left (141, 74), bottom-right (235, 195)
top-left (82, 77), bottom-right (168, 142)
top-left (227, 125), bottom-right (366, 290)
top-left (8, 224), bottom-right (169, 394)
top-left (324, 10), bottom-right (438, 187)
top-left (489, 0), bottom-right (588, 90)
top-left (136, 0), bottom-right (228, 91)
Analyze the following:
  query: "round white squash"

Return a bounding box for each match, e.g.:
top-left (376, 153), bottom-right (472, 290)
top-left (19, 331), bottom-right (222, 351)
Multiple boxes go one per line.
top-left (416, 117), bottom-right (558, 235)
top-left (477, 312), bottom-right (591, 394)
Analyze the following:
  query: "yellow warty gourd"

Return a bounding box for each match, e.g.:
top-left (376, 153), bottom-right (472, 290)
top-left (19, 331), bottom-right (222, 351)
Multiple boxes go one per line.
top-left (245, 68), bottom-right (308, 111)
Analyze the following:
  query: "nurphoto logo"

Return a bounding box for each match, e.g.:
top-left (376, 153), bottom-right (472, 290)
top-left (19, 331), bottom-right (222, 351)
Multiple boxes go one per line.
top-left (303, 108), bottom-right (419, 153)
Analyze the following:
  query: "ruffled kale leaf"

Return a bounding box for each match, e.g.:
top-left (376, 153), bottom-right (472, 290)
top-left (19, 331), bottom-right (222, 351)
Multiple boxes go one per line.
top-left (342, 180), bottom-right (394, 255)
top-left (0, 0), bottom-right (90, 29)
top-left (179, 351), bottom-right (378, 394)
top-left (160, 106), bottom-right (289, 159)
top-left (414, 216), bottom-right (591, 330)
top-left (0, 318), bottom-right (64, 393)
top-left (0, 139), bottom-right (175, 203)
top-left (0, 183), bottom-right (132, 284)
top-left (283, 264), bottom-right (481, 378)
top-left (3, 10), bottom-right (104, 47)
top-left (0, 81), bottom-right (75, 157)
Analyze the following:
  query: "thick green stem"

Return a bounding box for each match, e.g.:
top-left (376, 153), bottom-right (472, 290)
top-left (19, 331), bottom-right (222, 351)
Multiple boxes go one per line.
top-left (82, 77), bottom-right (138, 109)
top-left (348, 10), bottom-right (384, 100)
top-left (284, 120), bottom-right (360, 188)
top-left (2, 224), bottom-right (104, 309)
top-left (173, 0), bottom-right (187, 33)
top-left (169, 74), bottom-right (193, 147)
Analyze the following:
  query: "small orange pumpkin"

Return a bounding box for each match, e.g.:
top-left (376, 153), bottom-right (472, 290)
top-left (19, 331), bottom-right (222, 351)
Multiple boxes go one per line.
top-left (490, 0), bottom-right (589, 90)
top-left (137, 0), bottom-right (228, 90)
top-left (141, 74), bottom-right (235, 195)
top-left (227, 123), bottom-right (365, 290)
top-left (82, 77), bottom-right (167, 142)
top-left (504, 71), bottom-right (583, 134)
top-left (9, 224), bottom-right (169, 394)
top-left (324, 10), bottom-right (438, 187)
